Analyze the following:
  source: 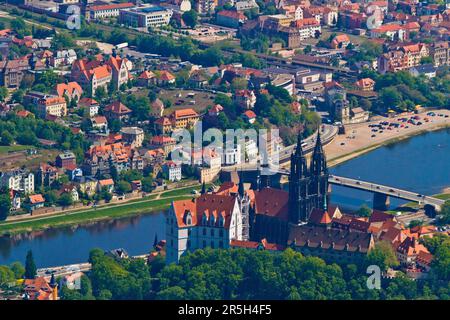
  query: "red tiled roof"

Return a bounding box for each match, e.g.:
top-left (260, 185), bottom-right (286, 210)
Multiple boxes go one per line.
top-left (105, 101), bottom-right (132, 115)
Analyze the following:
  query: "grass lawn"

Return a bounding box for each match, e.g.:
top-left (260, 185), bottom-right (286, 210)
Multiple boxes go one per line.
top-left (0, 194), bottom-right (191, 236)
top-left (0, 145), bottom-right (32, 154)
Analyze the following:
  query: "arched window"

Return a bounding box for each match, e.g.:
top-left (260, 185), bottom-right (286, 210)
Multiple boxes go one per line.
top-left (210, 214), bottom-right (215, 226)
top-left (202, 212), bottom-right (208, 225)
top-left (218, 215), bottom-right (224, 227)
top-left (210, 229), bottom-right (215, 237)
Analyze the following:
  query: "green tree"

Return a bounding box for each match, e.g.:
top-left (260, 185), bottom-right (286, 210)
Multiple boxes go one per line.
top-left (58, 193), bottom-right (74, 207)
top-left (0, 188), bottom-right (11, 221)
top-left (116, 181), bottom-right (132, 194)
top-left (355, 204), bottom-right (372, 217)
top-left (439, 200), bottom-right (450, 224)
top-left (182, 10), bottom-right (198, 28)
top-left (0, 86), bottom-right (8, 102)
top-left (142, 176), bottom-right (154, 193)
top-left (366, 241), bottom-right (399, 272)
top-left (25, 250), bottom-right (37, 279)
top-left (9, 261), bottom-right (25, 279)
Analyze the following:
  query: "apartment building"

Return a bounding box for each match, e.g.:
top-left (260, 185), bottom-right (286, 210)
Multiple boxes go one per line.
top-left (37, 96), bottom-right (68, 118)
top-left (0, 169), bottom-right (35, 194)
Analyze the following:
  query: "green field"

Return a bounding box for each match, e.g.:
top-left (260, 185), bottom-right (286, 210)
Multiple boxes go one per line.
top-left (0, 145), bottom-right (32, 154)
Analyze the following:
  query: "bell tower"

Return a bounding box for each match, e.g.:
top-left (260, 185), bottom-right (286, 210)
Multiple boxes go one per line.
top-left (288, 131), bottom-right (313, 224)
top-left (310, 130), bottom-right (329, 211)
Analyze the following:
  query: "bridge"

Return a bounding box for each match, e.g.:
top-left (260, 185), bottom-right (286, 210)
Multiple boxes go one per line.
top-left (327, 175), bottom-right (445, 211)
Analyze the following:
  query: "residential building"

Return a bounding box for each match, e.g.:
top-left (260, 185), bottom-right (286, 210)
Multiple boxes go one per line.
top-left (169, 108), bottom-right (200, 130)
top-left (91, 115), bottom-right (108, 133)
top-left (23, 276), bottom-right (58, 300)
top-left (27, 194), bottom-right (45, 211)
top-left (107, 55), bottom-right (132, 90)
top-left (56, 151), bottom-right (77, 169)
top-left (104, 101), bottom-right (132, 122)
top-left (36, 96), bottom-right (67, 119)
top-left (235, 0), bottom-right (259, 12)
top-left (196, 0), bottom-right (217, 15)
top-left (137, 70), bottom-right (156, 87)
top-left (430, 41), bottom-right (450, 66)
top-left (55, 82), bottom-right (83, 102)
top-left (97, 178), bottom-right (114, 193)
top-left (0, 58), bottom-right (30, 88)
top-left (50, 49), bottom-right (77, 68)
top-left (331, 34), bottom-right (350, 49)
top-left (234, 89), bottom-right (256, 109)
top-left (0, 169), bottom-right (35, 194)
top-left (355, 78), bottom-right (375, 91)
top-left (78, 97), bottom-right (100, 117)
top-left (216, 10), bottom-right (247, 28)
top-left (150, 135), bottom-right (176, 155)
top-left (150, 98), bottom-right (164, 117)
top-left (163, 161), bottom-right (182, 181)
top-left (120, 127), bottom-right (145, 148)
top-left (37, 163), bottom-right (59, 187)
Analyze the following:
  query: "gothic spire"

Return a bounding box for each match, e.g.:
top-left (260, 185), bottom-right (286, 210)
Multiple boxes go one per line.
top-left (238, 170), bottom-right (245, 197)
top-left (311, 128), bottom-right (328, 175)
top-left (294, 130), bottom-right (304, 156)
top-left (201, 182), bottom-right (206, 195)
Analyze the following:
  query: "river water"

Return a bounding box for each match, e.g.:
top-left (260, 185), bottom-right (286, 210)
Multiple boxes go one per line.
top-left (0, 129), bottom-right (449, 268)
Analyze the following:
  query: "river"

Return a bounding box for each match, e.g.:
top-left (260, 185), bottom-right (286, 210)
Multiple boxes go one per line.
top-left (0, 129), bottom-right (449, 268)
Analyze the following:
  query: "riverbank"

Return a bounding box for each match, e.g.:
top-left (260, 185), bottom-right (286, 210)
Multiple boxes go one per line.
top-left (326, 109), bottom-right (450, 168)
top-left (0, 191), bottom-right (194, 236)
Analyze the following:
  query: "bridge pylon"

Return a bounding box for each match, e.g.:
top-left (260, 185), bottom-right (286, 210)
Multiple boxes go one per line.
top-left (373, 192), bottom-right (390, 211)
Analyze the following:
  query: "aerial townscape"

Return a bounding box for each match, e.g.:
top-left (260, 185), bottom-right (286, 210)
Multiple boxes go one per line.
top-left (0, 0), bottom-right (449, 304)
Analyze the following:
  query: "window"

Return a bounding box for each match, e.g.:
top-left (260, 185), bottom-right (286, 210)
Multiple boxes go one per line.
top-left (210, 229), bottom-right (215, 237)
top-left (202, 240), bottom-right (206, 248)
top-left (219, 229), bottom-right (223, 237)
top-left (219, 241), bottom-right (223, 248)
top-left (210, 241), bottom-right (215, 249)
top-left (187, 240), bottom-right (191, 249)
top-left (203, 228), bottom-right (206, 236)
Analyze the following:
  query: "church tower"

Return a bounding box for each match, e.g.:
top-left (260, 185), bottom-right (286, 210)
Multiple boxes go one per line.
top-left (238, 171), bottom-right (251, 241)
top-left (309, 130), bottom-right (329, 211)
top-left (288, 131), bottom-right (313, 224)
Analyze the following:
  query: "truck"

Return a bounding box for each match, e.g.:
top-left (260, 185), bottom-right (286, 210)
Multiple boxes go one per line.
top-left (115, 42), bottom-right (128, 50)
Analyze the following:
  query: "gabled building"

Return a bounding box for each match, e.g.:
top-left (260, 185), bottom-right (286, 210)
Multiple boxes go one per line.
top-left (55, 82), bottom-right (83, 102)
top-left (106, 55), bottom-right (132, 90)
top-left (104, 101), bottom-right (132, 122)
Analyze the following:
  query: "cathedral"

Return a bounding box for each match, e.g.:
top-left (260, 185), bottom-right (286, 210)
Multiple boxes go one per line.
top-left (249, 130), bottom-right (329, 244)
top-left (166, 130), bottom-right (373, 264)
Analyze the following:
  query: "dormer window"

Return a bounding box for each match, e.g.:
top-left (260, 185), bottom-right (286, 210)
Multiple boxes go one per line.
top-left (184, 210), bottom-right (192, 226)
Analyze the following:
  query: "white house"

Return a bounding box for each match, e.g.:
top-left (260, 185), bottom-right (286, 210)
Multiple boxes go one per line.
top-left (166, 194), bottom-right (243, 263)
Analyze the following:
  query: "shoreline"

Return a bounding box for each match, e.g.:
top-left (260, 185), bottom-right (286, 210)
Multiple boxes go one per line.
top-left (0, 194), bottom-right (191, 237)
top-left (326, 114), bottom-right (450, 168)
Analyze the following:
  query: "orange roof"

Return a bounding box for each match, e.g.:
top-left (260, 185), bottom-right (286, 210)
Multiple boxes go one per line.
top-left (157, 70), bottom-right (175, 81)
top-left (155, 116), bottom-right (172, 126)
top-left (172, 194), bottom-right (237, 228)
top-left (105, 101), bottom-right (132, 115)
top-left (79, 97), bottom-right (99, 106)
top-left (309, 208), bottom-right (332, 225)
top-left (16, 110), bottom-right (32, 117)
top-left (139, 70), bottom-right (156, 79)
top-left (29, 194), bottom-right (45, 204)
top-left (373, 24), bottom-right (403, 33)
top-left (90, 65), bottom-right (111, 79)
top-left (355, 78), bottom-right (375, 87)
top-left (39, 96), bottom-right (66, 106)
top-left (172, 108), bottom-right (199, 119)
top-left (242, 110), bottom-right (256, 119)
top-left (56, 81), bottom-right (83, 98)
top-left (99, 179), bottom-right (114, 186)
top-left (151, 135), bottom-right (176, 145)
top-left (92, 115), bottom-right (107, 124)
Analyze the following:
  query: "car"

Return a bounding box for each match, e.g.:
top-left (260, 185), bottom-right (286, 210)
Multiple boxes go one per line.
top-left (356, 181), bottom-right (361, 185)
top-left (376, 186), bottom-right (380, 189)
top-left (389, 189), bottom-right (394, 192)
top-left (340, 142), bottom-right (345, 145)
top-left (445, 115), bottom-right (449, 118)
top-left (417, 194), bottom-right (422, 197)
